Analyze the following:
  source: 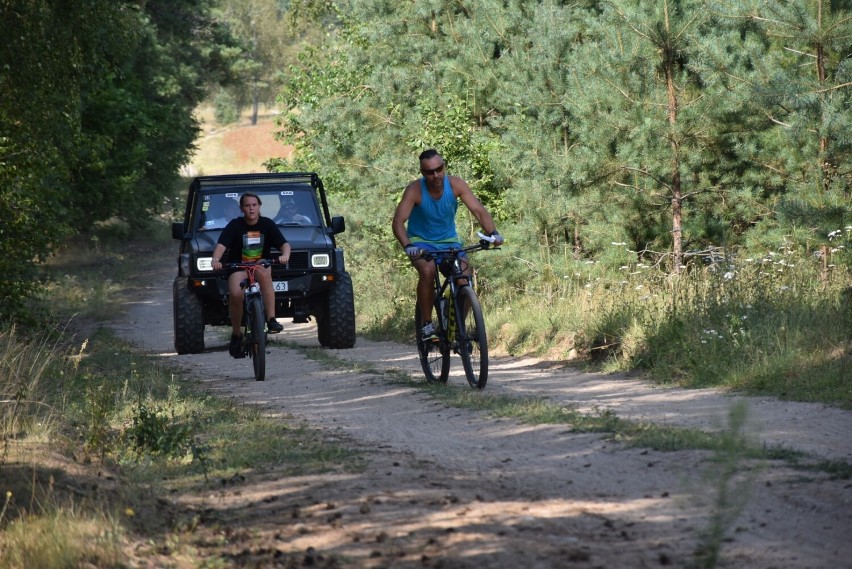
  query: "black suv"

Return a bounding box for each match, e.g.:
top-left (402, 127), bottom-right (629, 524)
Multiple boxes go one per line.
top-left (171, 172), bottom-right (356, 354)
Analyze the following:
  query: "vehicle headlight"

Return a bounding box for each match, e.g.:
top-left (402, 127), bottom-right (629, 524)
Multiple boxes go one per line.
top-left (311, 253), bottom-right (330, 268)
top-left (197, 257), bottom-right (214, 271)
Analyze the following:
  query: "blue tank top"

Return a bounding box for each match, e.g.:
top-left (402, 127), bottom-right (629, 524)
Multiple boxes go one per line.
top-left (407, 177), bottom-right (459, 243)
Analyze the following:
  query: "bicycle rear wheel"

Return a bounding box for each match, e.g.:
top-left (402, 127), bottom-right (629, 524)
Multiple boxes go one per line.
top-left (456, 287), bottom-right (488, 389)
top-left (415, 304), bottom-right (449, 383)
top-left (247, 296), bottom-right (266, 381)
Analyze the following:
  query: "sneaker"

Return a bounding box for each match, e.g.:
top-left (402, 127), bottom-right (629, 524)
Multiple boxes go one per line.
top-left (267, 318), bottom-right (283, 334)
top-left (420, 321), bottom-right (439, 342)
top-left (229, 334), bottom-right (245, 358)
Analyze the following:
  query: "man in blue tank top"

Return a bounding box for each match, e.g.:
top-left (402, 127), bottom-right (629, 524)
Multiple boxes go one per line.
top-left (392, 149), bottom-right (503, 341)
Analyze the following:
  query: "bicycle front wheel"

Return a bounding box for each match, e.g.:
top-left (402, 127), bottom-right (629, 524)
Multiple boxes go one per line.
top-left (415, 304), bottom-right (449, 383)
top-left (247, 296), bottom-right (266, 381)
top-left (456, 287), bottom-right (488, 389)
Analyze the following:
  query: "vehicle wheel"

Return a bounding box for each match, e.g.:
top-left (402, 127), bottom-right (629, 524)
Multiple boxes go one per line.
top-left (173, 278), bottom-right (205, 354)
top-left (247, 296), bottom-right (266, 381)
top-left (323, 271), bottom-right (356, 348)
top-left (316, 311), bottom-right (331, 347)
top-left (415, 303), bottom-right (449, 383)
top-left (457, 287), bottom-right (488, 389)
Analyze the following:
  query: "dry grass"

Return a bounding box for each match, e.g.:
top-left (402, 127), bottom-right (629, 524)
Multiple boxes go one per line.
top-left (185, 105), bottom-right (294, 176)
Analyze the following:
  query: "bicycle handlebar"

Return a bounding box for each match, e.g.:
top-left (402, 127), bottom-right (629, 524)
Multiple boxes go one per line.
top-left (222, 259), bottom-right (276, 270)
top-left (418, 239), bottom-right (500, 262)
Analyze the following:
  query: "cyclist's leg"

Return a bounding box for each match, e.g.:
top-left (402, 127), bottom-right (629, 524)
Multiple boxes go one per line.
top-left (457, 252), bottom-right (471, 286)
top-left (254, 264), bottom-right (276, 320)
top-left (227, 271), bottom-right (247, 336)
top-left (411, 257), bottom-right (436, 323)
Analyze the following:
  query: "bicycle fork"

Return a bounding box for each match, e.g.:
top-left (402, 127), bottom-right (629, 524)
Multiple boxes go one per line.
top-left (243, 285), bottom-right (262, 356)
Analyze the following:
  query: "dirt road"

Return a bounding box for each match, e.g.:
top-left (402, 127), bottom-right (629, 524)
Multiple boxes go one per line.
top-left (113, 263), bottom-right (852, 568)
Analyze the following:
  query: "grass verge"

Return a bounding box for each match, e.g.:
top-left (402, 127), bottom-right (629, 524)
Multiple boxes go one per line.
top-left (354, 230), bottom-right (851, 409)
top-left (0, 223), bottom-right (361, 567)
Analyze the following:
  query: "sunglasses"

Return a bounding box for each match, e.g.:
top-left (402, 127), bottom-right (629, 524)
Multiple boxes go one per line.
top-left (421, 162), bottom-right (445, 176)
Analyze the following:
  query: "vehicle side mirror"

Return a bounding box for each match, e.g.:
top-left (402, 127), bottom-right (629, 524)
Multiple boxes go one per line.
top-left (330, 216), bottom-right (345, 234)
top-left (172, 222), bottom-right (185, 239)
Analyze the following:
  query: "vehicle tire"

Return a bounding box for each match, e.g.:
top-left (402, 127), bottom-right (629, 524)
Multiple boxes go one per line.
top-left (456, 287), bottom-right (488, 389)
top-left (316, 307), bottom-right (331, 347)
top-left (173, 278), bottom-right (205, 354)
top-left (247, 296), bottom-right (266, 381)
top-left (415, 303), bottom-right (449, 383)
top-left (323, 271), bottom-right (356, 349)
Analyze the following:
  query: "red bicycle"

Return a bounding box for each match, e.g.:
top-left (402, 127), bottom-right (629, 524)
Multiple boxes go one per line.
top-left (224, 260), bottom-right (273, 381)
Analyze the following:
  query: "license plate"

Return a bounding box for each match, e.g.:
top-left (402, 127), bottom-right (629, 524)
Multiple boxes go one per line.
top-left (273, 281), bottom-right (288, 292)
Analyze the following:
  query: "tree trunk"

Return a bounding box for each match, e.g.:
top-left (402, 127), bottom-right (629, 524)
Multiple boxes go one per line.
top-left (815, 0), bottom-right (831, 192)
top-left (664, 1), bottom-right (683, 273)
top-left (251, 92), bottom-right (259, 126)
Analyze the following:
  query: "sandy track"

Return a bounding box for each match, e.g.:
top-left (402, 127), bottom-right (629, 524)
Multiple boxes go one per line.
top-left (113, 263), bottom-right (852, 568)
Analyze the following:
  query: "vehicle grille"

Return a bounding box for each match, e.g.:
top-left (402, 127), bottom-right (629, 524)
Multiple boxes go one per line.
top-left (288, 251), bottom-right (309, 270)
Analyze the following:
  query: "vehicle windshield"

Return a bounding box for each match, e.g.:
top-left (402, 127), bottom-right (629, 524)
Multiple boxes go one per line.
top-left (197, 189), bottom-right (320, 231)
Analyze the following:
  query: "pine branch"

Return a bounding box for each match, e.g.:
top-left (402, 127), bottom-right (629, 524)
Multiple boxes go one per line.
top-left (620, 166), bottom-right (672, 192)
top-left (763, 112), bottom-right (793, 128)
top-left (815, 81), bottom-right (852, 94)
top-left (783, 46), bottom-right (816, 59)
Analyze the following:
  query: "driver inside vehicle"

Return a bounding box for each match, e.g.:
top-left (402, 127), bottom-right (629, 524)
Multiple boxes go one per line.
top-left (275, 197), bottom-right (312, 225)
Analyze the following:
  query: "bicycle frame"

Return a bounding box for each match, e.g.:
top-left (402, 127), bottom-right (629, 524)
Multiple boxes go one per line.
top-left (430, 251), bottom-right (471, 346)
top-left (225, 260), bottom-right (272, 380)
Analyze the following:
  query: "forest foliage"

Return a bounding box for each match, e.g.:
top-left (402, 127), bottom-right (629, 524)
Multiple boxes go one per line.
top-left (0, 0), bottom-right (238, 313)
top-left (274, 0), bottom-right (850, 273)
top-left (270, 0), bottom-right (850, 383)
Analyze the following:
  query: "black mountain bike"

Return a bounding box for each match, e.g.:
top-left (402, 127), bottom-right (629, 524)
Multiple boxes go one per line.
top-left (225, 260), bottom-right (273, 381)
top-left (414, 238), bottom-right (498, 389)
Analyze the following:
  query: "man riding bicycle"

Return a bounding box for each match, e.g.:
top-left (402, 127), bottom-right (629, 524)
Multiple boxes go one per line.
top-left (211, 192), bottom-right (291, 358)
top-left (392, 149), bottom-right (503, 341)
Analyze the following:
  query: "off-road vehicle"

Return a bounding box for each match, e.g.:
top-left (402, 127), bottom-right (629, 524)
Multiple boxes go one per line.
top-left (171, 172), bottom-right (356, 354)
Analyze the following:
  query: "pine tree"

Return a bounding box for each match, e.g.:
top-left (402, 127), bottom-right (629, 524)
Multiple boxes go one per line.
top-left (567, 0), bottom-right (778, 271)
top-left (732, 0), bottom-right (852, 253)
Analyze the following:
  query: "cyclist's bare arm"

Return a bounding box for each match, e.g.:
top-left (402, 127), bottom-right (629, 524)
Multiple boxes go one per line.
top-left (278, 242), bottom-right (291, 265)
top-left (449, 176), bottom-right (499, 237)
top-left (392, 181), bottom-right (422, 248)
top-left (211, 244), bottom-right (227, 271)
